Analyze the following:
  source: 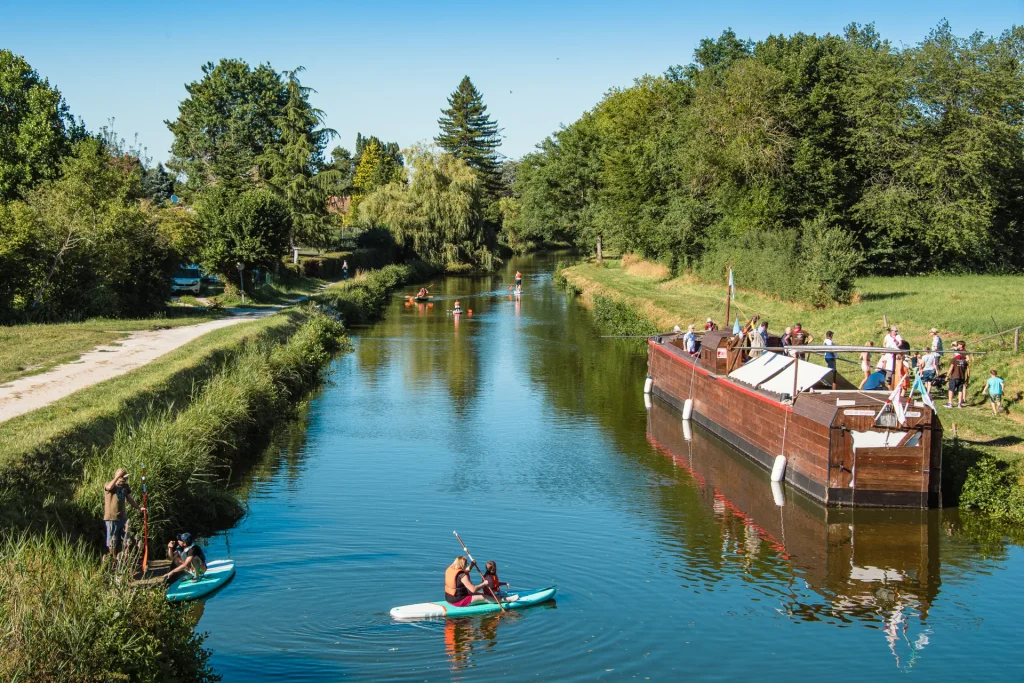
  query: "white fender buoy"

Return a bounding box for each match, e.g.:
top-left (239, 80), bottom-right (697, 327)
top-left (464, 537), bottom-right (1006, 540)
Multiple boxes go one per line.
top-left (643, 376), bottom-right (653, 394)
top-left (682, 398), bottom-right (694, 421)
top-left (644, 393), bottom-right (652, 410)
top-left (771, 455), bottom-right (787, 482)
top-left (771, 481), bottom-right (785, 507)
top-left (682, 420), bottom-right (693, 442)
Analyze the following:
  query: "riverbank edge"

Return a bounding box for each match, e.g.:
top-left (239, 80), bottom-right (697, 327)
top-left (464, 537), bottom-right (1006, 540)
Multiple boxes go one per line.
top-left (1, 263), bottom-right (434, 681)
top-left (556, 262), bottom-right (1024, 526)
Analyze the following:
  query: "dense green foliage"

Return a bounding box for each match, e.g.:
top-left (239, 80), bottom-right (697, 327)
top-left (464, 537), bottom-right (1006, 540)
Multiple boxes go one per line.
top-left (356, 147), bottom-right (495, 270)
top-left (0, 137), bottom-right (177, 322)
top-left (0, 49), bottom-right (83, 202)
top-left (436, 76), bottom-right (502, 197)
top-left (511, 23), bottom-right (1024, 303)
top-left (196, 187), bottom-right (292, 279)
top-left (0, 533), bottom-right (217, 682)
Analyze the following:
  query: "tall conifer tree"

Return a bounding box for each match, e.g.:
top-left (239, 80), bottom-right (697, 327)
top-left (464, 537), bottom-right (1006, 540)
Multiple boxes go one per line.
top-left (435, 76), bottom-right (502, 196)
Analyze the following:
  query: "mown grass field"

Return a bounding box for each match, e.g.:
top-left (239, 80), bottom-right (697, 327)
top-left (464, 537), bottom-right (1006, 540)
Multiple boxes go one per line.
top-left (564, 260), bottom-right (1024, 460)
top-left (0, 312), bottom-right (299, 468)
top-left (0, 308), bottom-right (226, 385)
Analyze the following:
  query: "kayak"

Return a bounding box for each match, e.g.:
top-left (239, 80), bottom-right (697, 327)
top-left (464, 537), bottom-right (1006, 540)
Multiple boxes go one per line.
top-left (413, 296), bottom-right (431, 302)
top-left (390, 586), bottom-right (556, 619)
top-left (165, 559), bottom-right (235, 603)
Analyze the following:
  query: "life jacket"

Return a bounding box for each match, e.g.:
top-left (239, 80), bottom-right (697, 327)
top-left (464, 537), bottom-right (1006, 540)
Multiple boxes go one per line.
top-left (178, 544), bottom-right (207, 578)
top-left (483, 571), bottom-right (500, 592)
top-left (445, 566), bottom-right (469, 601)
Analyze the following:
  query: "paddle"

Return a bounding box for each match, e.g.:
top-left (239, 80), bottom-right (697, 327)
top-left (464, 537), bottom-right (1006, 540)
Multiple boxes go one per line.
top-left (453, 530), bottom-right (506, 612)
top-left (141, 463), bottom-right (149, 573)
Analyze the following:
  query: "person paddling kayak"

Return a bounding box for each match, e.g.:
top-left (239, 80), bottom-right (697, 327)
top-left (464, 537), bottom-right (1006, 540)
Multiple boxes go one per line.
top-left (445, 556), bottom-right (489, 607)
top-left (481, 560), bottom-right (509, 599)
top-left (417, 287), bottom-right (429, 298)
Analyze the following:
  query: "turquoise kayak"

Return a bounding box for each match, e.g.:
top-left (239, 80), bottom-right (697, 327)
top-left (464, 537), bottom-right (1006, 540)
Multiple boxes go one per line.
top-left (165, 559), bottom-right (235, 603)
top-left (390, 586), bottom-right (556, 619)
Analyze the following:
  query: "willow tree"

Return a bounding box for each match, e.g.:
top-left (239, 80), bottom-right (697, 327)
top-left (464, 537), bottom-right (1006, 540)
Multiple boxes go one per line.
top-left (357, 147), bottom-right (492, 269)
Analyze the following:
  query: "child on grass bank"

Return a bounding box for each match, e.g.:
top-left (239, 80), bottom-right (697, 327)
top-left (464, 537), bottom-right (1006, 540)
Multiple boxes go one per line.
top-left (986, 369), bottom-right (1005, 415)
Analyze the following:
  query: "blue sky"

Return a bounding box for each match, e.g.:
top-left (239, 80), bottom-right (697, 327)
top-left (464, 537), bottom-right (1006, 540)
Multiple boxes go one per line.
top-left (2, 1), bottom-right (1020, 164)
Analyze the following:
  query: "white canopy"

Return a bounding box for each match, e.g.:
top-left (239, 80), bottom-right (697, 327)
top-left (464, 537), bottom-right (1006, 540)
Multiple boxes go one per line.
top-left (759, 360), bottom-right (834, 395)
top-left (729, 351), bottom-right (793, 387)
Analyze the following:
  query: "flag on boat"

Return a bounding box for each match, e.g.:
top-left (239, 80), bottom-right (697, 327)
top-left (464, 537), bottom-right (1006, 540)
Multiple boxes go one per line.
top-left (910, 369), bottom-right (936, 411)
top-left (733, 318), bottom-right (741, 334)
top-left (887, 382), bottom-right (908, 426)
top-left (728, 267), bottom-right (735, 300)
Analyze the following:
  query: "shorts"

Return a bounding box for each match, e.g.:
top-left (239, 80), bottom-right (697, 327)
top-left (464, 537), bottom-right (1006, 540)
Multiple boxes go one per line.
top-left (948, 378), bottom-right (963, 394)
top-left (826, 359), bottom-right (836, 371)
top-left (989, 394), bottom-right (1002, 405)
top-left (446, 594), bottom-right (473, 607)
top-left (922, 370), bottom-right (936, 381)
top-left (105, 520), bottom-right (125, 549)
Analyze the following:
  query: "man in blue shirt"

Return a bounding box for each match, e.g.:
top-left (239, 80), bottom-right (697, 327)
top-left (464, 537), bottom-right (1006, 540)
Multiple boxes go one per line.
top-left (823, 331), bottom-right (837, 389)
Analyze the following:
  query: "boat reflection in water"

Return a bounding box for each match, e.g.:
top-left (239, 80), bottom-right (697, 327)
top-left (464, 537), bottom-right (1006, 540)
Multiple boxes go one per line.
top-left (646, 397), bottom-right (939, 671)
top-left (443, 604), bottom-right (556, 679)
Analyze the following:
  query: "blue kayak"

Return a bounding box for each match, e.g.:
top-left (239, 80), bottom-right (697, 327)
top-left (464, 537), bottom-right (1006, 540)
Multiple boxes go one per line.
top-left (165, 559), bottom-right (235, 602)
top-left (390, 586), bottom-right (556, 619)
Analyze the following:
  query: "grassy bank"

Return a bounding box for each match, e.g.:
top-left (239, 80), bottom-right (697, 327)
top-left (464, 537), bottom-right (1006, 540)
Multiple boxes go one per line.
top-left (0, 308), bottom-right (226, 385)
top-left (1, 261), bottom-right (429, 681)
top-left (561, 259), bottom-right (1024, 520)
top-left (315, 261), bottom-right (438, 325)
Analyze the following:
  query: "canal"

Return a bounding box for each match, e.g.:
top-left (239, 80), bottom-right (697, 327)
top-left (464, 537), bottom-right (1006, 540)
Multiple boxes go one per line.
top-left (199, 254), bottom-right (1024, 681)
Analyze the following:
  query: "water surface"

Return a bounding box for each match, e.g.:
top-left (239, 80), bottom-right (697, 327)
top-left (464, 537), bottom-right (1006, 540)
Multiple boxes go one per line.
top-left (201, 254), bottom-right (1024, 681)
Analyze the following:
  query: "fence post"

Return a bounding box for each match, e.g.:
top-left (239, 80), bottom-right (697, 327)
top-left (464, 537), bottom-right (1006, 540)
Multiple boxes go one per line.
top-left (1015, 327), bottom-right (1020, 354)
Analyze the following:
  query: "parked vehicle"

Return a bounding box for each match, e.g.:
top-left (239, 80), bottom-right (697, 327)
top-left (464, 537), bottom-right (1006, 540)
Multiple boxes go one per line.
top-left (171, 265), bottom-right (202, 294)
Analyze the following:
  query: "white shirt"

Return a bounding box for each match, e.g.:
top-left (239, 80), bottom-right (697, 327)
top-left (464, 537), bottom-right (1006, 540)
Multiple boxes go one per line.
top-left (883, 333), bottom-right (903, 349)
top-left (683, 331), bottom-right (697, 353)
top-left (931, 335), bottom-right (943, 352)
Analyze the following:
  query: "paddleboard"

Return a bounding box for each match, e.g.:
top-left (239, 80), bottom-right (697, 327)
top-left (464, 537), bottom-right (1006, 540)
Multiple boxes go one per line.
top-left (390, 586), bottom-right (556, 619)
top-left (165, 559), bottom-right (235, 603)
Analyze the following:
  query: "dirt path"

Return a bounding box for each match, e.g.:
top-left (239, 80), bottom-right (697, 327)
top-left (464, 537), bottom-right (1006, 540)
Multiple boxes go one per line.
top-left (0, 312), bottom-right (273, 424)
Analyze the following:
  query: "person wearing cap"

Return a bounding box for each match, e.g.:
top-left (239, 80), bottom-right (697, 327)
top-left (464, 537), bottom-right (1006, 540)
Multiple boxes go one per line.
top-left (103, 467), bottom-right (144, 563)
top-left (930, 328), bottom-right (943, 353)
top-left (163, 532), bottom-right (208, 584)
top-left (882, 326), bottom-right (904, 387)
top-left (704, 318), bottom-right (718, 332)
top-left (683, 324), bottom-right (699, 356)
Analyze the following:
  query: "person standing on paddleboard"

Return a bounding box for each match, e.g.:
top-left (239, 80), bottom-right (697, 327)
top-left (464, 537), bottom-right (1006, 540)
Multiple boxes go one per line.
top-left (163, 533), bottom-right (207, 585)
top-left (445, 556), bottom-right (488, 607)
top-left (515, 271), bottom-right (522, 289)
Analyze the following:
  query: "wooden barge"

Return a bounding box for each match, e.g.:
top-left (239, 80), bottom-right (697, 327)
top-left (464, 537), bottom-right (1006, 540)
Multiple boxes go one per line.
top-left (647, 330), bottom-right (942, 508)
top-left (645, 398), bottom-right (939, 624)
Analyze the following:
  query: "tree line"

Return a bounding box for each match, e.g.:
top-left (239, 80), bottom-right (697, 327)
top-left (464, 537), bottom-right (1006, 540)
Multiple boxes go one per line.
top-left (0, 49), bottom-right (507, 323)
top-left (505, 23), bottom-right (1024, 305)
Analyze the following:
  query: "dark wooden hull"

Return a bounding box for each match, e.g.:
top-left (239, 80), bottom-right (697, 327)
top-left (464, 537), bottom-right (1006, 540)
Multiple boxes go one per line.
top-left (648, 337), bottom-right (942, 508)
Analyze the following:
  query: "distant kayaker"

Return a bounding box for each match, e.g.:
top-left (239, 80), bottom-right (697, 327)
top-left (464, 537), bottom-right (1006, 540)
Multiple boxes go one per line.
top-left (417, 287), bottom-right (429, 298)
top-left (103, 467), bottom-right (144, 564)
top-left (481, 560), bottom-right (509, 599)
top-left (453, 300), bottom-right (462, 314)
top-left (515, 271), bottom-right (522, 289)
top-left (163, 532), bottom-right (207, 585)
top-left (445, 556), bottom-right (487, 607)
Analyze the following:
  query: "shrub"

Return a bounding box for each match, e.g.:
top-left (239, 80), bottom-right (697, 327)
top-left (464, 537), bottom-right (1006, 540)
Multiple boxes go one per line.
top-left (0, 532), bottom-right (217, 683)
top-left (592, 294), bottom-right (658, 337)
top-left (315, 261), bottom-right (437, 326)
top-left (959, 456), bottom-right (1024, 524)
top-left (798, 218), bottom-right (863, 307)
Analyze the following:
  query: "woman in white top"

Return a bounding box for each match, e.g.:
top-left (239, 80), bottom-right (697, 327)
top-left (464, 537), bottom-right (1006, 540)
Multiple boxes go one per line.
top-left (859, 341), bottom-right (874, 389)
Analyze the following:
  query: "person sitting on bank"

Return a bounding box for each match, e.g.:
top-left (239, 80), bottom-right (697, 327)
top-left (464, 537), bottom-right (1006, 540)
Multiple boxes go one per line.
top-left (683, 324), bottom-right (699, 356)
top-left (163, 532), bottom-right (207, 585)
top-left (103, 467), bottom-right (144, 564)
top-left (481, 560), bottom-right (509, 599)
top-left (445, 556), bottom-right (488, 607)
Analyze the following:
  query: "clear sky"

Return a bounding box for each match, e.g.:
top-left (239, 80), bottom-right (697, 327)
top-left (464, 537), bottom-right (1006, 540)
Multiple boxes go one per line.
top-left (2, 1), bottom-right (1020, 164)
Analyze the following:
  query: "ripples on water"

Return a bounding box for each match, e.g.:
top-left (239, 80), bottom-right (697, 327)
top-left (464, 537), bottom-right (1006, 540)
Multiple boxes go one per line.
top-left (198, 257), bottom-right (1024, 681)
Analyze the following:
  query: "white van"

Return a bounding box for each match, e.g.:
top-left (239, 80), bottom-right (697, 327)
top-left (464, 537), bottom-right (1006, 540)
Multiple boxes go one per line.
top-left (171, 264), bottom-right (202, 294)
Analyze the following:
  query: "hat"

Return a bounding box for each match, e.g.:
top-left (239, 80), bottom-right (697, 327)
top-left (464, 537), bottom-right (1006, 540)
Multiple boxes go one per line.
top-left (891, 326), bottom-right (899, 332)
top-left (179, 532), bottom-right (193, 545)
top-left (930, 328), bottom-right (938, 334)
top-left (706, 318), bottom-right (713, 323)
